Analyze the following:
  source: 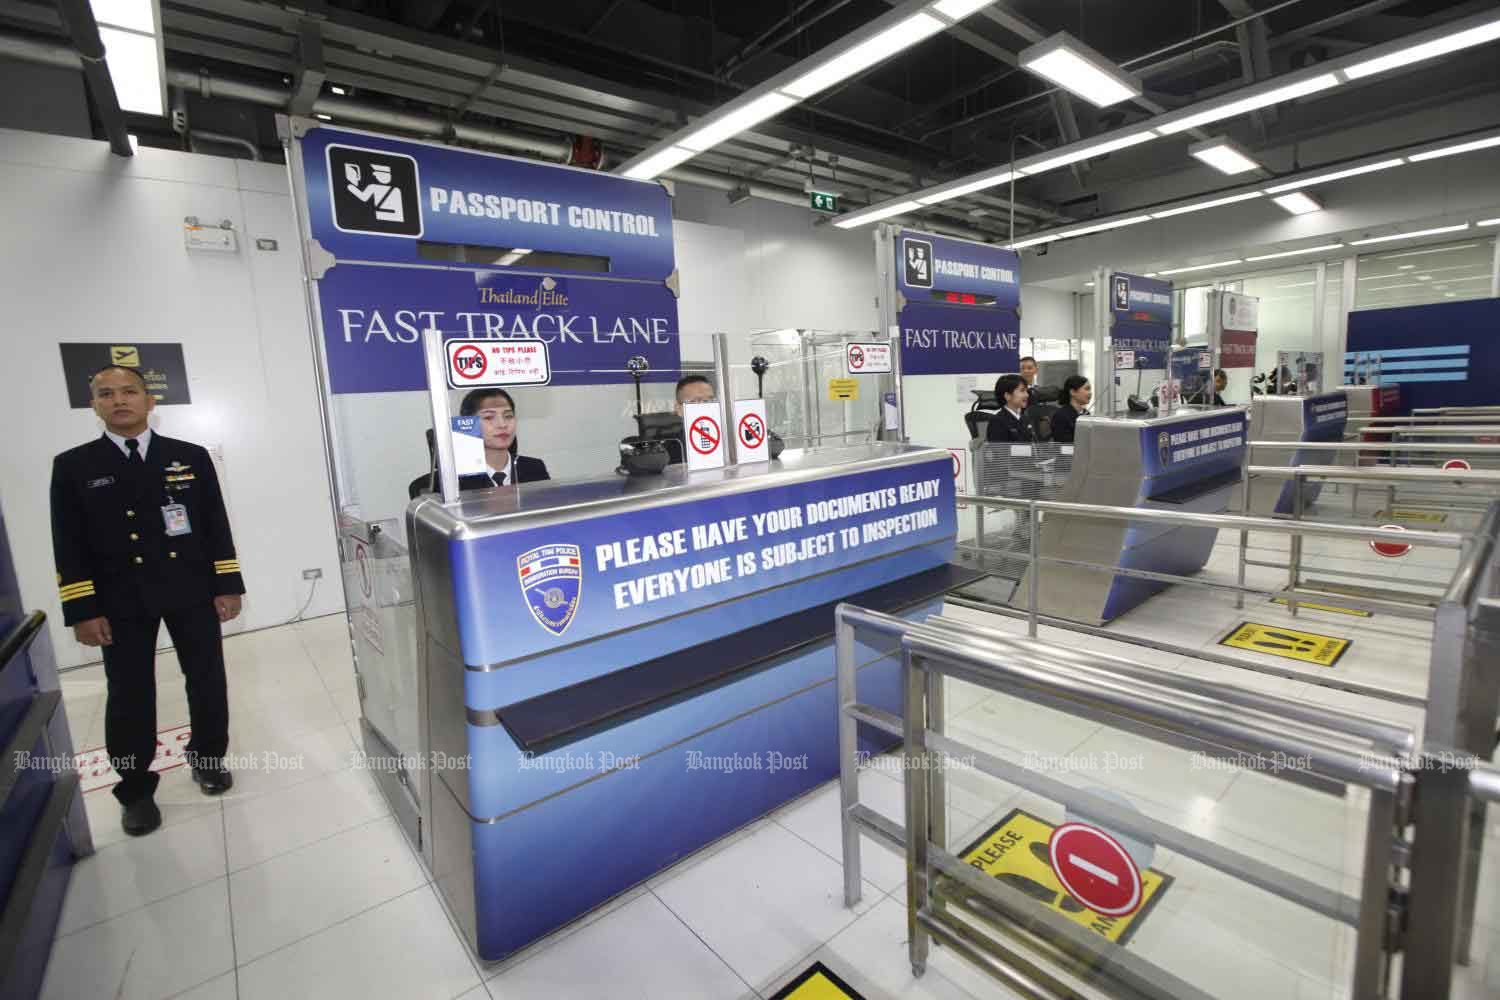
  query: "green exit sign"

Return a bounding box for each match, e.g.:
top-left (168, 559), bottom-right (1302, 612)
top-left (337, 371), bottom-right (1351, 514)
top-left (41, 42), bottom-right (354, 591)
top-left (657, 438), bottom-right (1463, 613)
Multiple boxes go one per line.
top-left (809, 190), bottom-right (839, 214)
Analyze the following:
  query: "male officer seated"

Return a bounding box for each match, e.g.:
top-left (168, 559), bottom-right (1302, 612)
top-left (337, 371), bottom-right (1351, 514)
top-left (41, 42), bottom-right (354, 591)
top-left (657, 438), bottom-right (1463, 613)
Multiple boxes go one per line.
top-left (50, 365), bottom-right (244, 835)
top-left (660, 375), bottom-right (715, 464)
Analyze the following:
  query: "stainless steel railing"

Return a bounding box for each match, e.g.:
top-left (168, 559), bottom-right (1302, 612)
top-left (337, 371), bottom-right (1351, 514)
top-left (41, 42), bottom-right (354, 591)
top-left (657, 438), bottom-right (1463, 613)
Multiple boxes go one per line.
top-left (834, 606), bottom-right (1411, 999)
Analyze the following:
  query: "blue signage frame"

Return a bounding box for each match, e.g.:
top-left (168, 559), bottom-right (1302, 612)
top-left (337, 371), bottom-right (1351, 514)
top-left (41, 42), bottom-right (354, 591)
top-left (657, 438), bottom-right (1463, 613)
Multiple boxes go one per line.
top-left (894, 228), bottom-right (1022, 376)
top-left (300, 125), bottom-right (676, 281)
top-left (1110, 273), bottom-right (1173, 370)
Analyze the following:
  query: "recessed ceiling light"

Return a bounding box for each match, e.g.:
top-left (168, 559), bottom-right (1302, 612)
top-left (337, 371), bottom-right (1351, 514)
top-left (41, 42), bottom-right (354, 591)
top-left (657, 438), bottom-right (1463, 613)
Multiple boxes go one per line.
top-left (1243, 243), bottom-right (1345, 262)
top-left (1350, 223), bottom-right (1471, 246)
top-left (1158, 259), bottom-right (1244, 276)
top-left (330, 85), bottom-right (347, 95)
top-left (1264, 158), bottom-right (1404, 194)
top-left (831, 200), bottom-right (923, 229)
top-left (1018, 32), bottom-right (1141, 108)
top-left (1155, 74), bottom-right (1339, 135)
top-left (1342, 14), bottom-right (1500, 80)
top-left (1150, 191), bottom-right (1263, 219)
top-left (1398, 264), bottom-right (1415, 270)
top-left (1407, 134), bottom-right (1500, 162)
top-left (1189, 136), bottom-right (1261, 175)
top-left (1272, 191), bottom-right (1322, 215)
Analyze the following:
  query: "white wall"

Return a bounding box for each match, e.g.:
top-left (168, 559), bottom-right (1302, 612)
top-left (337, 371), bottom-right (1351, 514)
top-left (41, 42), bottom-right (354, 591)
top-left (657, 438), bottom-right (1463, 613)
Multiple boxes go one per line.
top-left (0, 129), bottom-right (344, 668)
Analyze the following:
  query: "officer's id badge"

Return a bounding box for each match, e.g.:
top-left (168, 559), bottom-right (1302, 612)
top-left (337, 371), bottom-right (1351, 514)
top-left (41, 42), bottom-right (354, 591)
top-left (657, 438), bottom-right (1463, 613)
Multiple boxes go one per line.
top-left (516, 544), bottom-right (582, 636)
top-left (162, 503), bottom-right (192, 536)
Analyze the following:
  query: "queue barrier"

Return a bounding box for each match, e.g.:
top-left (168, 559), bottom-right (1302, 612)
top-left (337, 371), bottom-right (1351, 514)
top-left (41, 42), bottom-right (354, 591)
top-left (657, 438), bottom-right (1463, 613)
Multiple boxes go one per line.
top-left (835, 606), bottom-right (1411, 999)
top-left (835, 597), bottom-right (1500, 998)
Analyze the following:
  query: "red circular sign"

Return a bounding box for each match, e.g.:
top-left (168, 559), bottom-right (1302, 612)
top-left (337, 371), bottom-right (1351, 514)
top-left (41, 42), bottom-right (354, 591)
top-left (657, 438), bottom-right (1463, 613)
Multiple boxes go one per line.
top-left (452, 344), bottom-right (487, 381)
top-left (1048, 823), bottom-right (1143, 917)
top-left (738, 413), bottom-right (764, 448)
top-left (1443, 459), bottom-right (1472, 471)
top-left (1370, 524), bottom-right (1411, 558)
top-left (848, 345), bottom-right (865, 370)
top-left (689, 415), bottom-right (721, 455)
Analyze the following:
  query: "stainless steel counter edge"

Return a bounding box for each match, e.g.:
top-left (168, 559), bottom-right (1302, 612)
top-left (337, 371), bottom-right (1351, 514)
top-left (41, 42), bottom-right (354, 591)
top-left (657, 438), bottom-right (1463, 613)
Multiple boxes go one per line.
top-left (409, 443), bottom-right (955, 541)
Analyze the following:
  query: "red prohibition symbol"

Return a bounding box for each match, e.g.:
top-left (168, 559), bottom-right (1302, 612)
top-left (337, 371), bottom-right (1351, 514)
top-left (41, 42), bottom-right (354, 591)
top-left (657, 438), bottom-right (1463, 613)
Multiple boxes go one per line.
top-left (1047, 823), bottom-right (1144, 917)
top-left (690, 416), bottom-right (721, 455)
top-left (848, 345), bottom-right (865, 370)
top-left (739, 413), bottom-right (765, 447)
top-left (1370, 524), bottom-right (1411, 558)
top-left (452, 344), bottom-right (487, 380)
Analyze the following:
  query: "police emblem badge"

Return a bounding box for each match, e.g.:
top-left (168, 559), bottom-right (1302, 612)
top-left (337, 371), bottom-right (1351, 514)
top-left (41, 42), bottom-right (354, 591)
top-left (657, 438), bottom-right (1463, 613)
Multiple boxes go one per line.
top-left (1157, 430), bottom-right (1172, 469)
top-left (516, 544), bottom-right (582, 636)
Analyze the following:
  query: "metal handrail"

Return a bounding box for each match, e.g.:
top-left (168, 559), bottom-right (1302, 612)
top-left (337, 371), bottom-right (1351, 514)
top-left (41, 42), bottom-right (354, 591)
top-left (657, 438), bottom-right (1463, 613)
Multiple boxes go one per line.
top-left (1471, 763), bottom-right (1500, 804)
top-left (1247, 464), bottom-right (1500, 485)
top-left (1391, 428), bottom-right (1500, 438)
top-left (1250, 441), bottom-right (1500, 454)
top-left (871, 620), bottom-right (1402, 999)
top-left (1442, 502), bottom-right (1500, 607)
top-left (1348, 416), bottom-right (1500, 425)
top-left (955, 493), bottom-right (1466, 549)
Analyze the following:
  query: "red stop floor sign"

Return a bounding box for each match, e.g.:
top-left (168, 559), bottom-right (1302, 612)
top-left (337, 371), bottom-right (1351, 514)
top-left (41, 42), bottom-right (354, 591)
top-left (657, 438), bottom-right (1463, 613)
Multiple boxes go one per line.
top-left (1443, 459), bottom-right (1471, 471)
top-left (1370, 523), bottom-right (1411, 558)
top-left (1048, 823), bottom-right (1143, 917)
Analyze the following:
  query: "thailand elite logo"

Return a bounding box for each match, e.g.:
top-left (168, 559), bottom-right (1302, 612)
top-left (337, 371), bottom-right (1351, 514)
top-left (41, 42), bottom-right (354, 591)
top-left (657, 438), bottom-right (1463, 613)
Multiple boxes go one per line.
top-left (325, 144), bottom-right (423, 238)
top-left (517, 544), bottom-right (582, 636)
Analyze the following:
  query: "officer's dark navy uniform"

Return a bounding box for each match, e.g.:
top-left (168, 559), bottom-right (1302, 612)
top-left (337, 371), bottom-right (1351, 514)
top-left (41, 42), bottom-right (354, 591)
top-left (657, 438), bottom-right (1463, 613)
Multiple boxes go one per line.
top-left (50, 427), bottom-right (244, 814)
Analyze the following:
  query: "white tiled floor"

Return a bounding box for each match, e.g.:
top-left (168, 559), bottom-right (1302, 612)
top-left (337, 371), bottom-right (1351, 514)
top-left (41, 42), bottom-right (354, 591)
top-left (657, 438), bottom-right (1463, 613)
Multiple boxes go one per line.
top-left (42, 582), bottom-right (1500, 1000)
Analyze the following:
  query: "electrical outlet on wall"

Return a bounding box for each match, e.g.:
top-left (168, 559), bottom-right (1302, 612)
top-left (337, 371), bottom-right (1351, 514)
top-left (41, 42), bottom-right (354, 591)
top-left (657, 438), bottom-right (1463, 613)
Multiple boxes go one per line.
top-left (302, 568), bottom-right (323, 580)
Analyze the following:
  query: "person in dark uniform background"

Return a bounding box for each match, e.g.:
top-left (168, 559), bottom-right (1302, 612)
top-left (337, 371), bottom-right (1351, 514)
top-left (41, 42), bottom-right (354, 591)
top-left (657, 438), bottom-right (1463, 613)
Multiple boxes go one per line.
top-left (662, 375), bottom-right (715, 465)
top-left (986, 374), bottom-right (1035, 443)
top-left (1188, 368), bottom-right (1228, 406)
top-left (50, 366), bottom-right (244, 836)
top-left (1049, 375), bottom-right (1092, 444)
top-left (1018, 356), bottom-right (1040, 408)
top-left (409, 387), bottom-right (549, 498)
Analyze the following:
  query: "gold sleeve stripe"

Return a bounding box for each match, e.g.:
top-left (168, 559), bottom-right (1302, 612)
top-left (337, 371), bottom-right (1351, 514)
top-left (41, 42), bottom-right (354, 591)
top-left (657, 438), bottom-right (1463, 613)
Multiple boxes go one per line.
top-left (61, 587), bottom-right (96, 602)
top-left (59, 581), bottom-right (95, 596)
top-left (215, 564), bottom-right (241, 574)
top-left (214, 559), bottom-right (239, 567)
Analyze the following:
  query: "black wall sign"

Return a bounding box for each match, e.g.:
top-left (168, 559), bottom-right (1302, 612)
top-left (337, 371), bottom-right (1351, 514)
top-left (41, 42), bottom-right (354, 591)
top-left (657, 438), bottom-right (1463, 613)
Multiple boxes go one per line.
top-left (59, 343), bottom-right (192, 408)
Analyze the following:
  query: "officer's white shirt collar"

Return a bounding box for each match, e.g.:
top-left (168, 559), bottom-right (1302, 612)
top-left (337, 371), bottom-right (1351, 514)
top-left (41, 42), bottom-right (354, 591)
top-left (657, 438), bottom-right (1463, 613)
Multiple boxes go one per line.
top-left (105, 427), bottom-right (152, 460)
top-left (489, 453), bottom-right (514, 487)
top-left (1004, 405), bottom-right (1024, 421)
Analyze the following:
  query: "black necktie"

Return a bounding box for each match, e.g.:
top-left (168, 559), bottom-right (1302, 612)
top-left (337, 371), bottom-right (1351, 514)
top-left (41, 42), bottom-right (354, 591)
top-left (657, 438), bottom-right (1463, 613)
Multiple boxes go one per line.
top-left (496, 470), bottom-right (507, 486)
top-left (125, 438), bottom-right (143, 463)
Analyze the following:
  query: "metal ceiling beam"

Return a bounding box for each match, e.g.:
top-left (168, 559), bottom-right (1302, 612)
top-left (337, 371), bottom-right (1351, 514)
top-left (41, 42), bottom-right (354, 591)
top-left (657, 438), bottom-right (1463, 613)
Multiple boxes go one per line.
top-left (52, 0), bottom-right (133, 157)
top-left (716, 0), bottom-right (824, 77)
top-left (1218, 0), bottom-right (1277, 135)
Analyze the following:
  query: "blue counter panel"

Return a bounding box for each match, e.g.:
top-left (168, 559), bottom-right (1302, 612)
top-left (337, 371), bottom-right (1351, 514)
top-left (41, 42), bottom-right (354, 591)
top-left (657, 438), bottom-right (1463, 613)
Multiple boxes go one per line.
top-left (464, 602), bottom-right (925, 961)
top-left (1276, 394), bottom-right (1349, 513)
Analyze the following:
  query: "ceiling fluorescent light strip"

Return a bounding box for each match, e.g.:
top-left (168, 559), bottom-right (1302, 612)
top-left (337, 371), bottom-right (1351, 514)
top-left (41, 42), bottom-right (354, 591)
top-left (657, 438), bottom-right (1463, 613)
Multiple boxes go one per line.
top-left (1343, 15), bottom-right (1500, 80)
top-left (1244, 243), bottom-right (1346, 262)
top-left (621, 145), bottom-right (698, 181)
top-left (1349, 224), bottom-right (1471, 246)
top-left (931, 0), bottom-right (997, 19)
top-left (784, 12), bottom-right (945, 99)
top-left (1479, 218), bottom-right (1500, 227)
top-left (1019, 131), bottom-right (1155, 176)
top-left (1008, 215), bottom-right (1151, 249)
top-left (1150, 191), bottom-right (1263, 219)
top-left (1158, 259), bottom-right (1243, 276)
top-left (832, 200), bottom-right (923, 229)
top-left (677, 92), bottom-right (798, 151)
top-left (1407, 134), bottom-right (1500, 162)
top-left (1019, 33), bottom-right (1142, 109)
top-left (916, 170), bottom-right (1015, 206)
top-left (1155, 74), bottom-right (1339, 135)
top-left (1263, 158), bottom-right (1404, 194)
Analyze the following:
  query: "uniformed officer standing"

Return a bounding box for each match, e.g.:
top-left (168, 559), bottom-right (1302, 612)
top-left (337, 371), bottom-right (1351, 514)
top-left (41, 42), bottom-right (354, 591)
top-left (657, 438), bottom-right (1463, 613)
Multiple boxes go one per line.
top-left (50, 366), bottom-right (245, 835)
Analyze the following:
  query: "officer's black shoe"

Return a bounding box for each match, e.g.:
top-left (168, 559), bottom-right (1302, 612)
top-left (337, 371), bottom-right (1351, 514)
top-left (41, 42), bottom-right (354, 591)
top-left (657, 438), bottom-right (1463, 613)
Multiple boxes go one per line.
top-left (121, 797), bottom-right (162, 837)
top-left (191, 762), bottom-right (234, 796)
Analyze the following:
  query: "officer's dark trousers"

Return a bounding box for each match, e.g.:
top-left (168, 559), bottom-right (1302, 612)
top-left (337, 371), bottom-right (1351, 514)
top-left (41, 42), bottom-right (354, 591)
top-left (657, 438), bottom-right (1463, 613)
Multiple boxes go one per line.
top-left (102, 602), bottom-right (229, 804)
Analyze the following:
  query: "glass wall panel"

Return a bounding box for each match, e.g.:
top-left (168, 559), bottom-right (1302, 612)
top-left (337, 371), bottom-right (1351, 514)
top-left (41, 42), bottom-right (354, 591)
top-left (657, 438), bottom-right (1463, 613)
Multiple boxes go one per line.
top-left (1354, 235), bottom-right (1497, 310)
